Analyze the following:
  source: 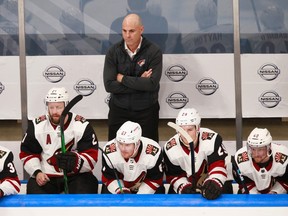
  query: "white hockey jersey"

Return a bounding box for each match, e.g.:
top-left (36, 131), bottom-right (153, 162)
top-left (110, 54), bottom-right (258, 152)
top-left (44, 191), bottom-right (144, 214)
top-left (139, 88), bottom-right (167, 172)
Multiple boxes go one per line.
top-left (20, 113), bottom-right (98, 177)
top-left (247, 33), bottom-right (288, 53)
top-left (182, 24), bottom-right (234, 53)
top-left (102, 137), bottom-right (163, 194)
top-left (46, 35), bottom-right (103, 55)
top-left (234, 143), bottom-right (288, 194)
top-left (163, 127), bottom-right (228, 193)
top-left (0, 145), bottom-right (21, 196)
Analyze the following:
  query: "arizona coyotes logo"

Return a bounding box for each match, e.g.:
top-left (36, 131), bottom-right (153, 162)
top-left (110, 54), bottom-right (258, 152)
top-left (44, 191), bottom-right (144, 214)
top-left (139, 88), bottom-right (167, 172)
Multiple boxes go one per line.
top-left (191, 161), bottom-right (208, 189)
top-left (75, 115), bottom-right (86, 123)
top-left (47, 139), bottom-right (75, 172)
top-left (125, 171), bottom-right (146, 193)
top-left (137, 59), bottom-right (145, 67)
top-left (63, 139), bottom-right (75, 152)
top-left (237, 151), bottom-right (249, 164)
top-left (201, 132), bottom-right (215, 140)
top-left (145, 144), bottom-right (159, 156)
top-left (275, 152), bottom-right (288, 164)
top-left (105, 143), bottom-right (117, 154)
top-left (166, 138), bottom-right (177, 150)
top-left (35, 115), bottom-right (47, 124)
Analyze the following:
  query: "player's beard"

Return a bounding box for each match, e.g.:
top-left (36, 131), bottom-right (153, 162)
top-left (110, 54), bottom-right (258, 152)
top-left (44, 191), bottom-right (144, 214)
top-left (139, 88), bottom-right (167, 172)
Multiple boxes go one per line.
top-left (50, 115), bottom-right (60, 125)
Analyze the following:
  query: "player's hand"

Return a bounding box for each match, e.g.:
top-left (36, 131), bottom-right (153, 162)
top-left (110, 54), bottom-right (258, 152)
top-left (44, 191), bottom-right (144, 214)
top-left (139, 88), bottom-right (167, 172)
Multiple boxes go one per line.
top-left (201, 178), bottom-right (223, 200)
top-left (178, 182), bottom-right (197, 194)
top-left (56, 152), bottom-right (84, 173)
top-left (116, 187), bottom-right (131, 194)
top-left (35, 172), bottom-right (50, 186)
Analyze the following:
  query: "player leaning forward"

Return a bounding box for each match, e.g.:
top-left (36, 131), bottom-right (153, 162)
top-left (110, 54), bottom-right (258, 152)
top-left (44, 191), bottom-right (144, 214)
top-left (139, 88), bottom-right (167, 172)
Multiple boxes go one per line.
top-left (163, 108), bottom-right (232, 199)
top-left (20, 87), bottom-right (99, 194)
top-left (101, 121), bottom-right (165, 194)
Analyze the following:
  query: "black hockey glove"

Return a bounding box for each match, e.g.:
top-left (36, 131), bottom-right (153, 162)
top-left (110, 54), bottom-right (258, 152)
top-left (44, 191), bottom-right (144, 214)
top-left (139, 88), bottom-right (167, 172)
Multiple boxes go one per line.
top-left (0, 189), bottom-right (3, 198)
top-left (178, 182), bottom-right (197, 194)
top-left (201, 178), bottom-right (223, 200)
top-left (56, 152), bottom-right (84, 173)
top-left (116, 187), bottom-right (131, 194)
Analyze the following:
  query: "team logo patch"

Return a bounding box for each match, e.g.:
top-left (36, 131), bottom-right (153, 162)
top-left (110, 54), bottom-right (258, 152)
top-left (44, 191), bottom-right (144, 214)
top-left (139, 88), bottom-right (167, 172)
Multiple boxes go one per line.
top-left (237, 151), bottom-right (249, 164)
top-left (0, 149), bottom-right (7, 159)
top-left (145, 144), bottom-right (159, 156)
top-left (137, 59), bottom-right (145, 67)
top-left (166, 138), bottom-right (177, 150)
top-left (35, 115), bottom-right (47, 124)
top-left (75, 115), bottom-right (86, 123)
top-left (105, 143), bottom-right (117, 154)
top-left (201, 132), bottom-right (215, 140)
top-left (275, 152), bottom-right (288, 164)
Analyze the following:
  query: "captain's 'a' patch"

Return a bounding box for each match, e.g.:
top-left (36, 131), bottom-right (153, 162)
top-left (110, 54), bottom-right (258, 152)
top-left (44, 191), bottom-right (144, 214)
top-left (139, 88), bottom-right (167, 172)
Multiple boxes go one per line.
top-left (145, 144), bottom-right (159, 156)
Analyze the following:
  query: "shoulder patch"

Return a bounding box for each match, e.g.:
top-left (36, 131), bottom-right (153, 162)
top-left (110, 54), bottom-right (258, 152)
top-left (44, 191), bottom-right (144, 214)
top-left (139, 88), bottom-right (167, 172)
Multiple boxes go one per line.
top-left (35, 115), bottom-right (47, 124)
top-left (201, 132), bottom-right (215, 140)
top-left (105, 143), bottom-right (117, 154)
top-left (0, 149), bottom-right (7, 159)
top-left (166, 138), bottom-right (177, 151)
top-left (145, 144), bottom-right (159, 156)
top-left (75, 115), bottom-right (86, 123)
top-left (275, 152), bottom-right (288, 164)
top-left (237, 151), bottom-right (249, 164)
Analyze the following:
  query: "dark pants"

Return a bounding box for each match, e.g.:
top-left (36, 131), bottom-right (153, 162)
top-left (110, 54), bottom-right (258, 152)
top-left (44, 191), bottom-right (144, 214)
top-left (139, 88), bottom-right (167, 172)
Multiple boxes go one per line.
top-left (108, 102), bottom-right (160, 142)
top-left (27, 172), bottom-right (99, 194)
top-left (223, 180), bottom-right (233, 194)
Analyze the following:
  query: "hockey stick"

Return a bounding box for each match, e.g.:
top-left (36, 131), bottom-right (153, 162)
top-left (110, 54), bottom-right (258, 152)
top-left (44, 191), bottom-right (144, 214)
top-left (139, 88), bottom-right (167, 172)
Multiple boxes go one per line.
top-left (59, 94), bottom-right (83, 194)
top-left (167, 122), bottom-right (196, 189)
top-left (98, 147), bottom-right (124, 194)
top-left (230, 155), bottom-right (249, 194)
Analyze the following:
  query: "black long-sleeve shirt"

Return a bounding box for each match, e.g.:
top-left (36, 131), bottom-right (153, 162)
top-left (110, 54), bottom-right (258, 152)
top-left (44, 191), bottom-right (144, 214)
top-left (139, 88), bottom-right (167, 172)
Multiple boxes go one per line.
top-left (103, 37), bottom-right (163, 111)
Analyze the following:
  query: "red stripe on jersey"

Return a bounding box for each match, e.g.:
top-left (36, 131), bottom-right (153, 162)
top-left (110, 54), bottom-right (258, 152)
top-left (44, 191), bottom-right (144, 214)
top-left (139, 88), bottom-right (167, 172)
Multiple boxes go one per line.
top-left (8, 178), bottom-right (20, 193)
top-left (208, 160), bottom-right (227, 177)
top-left (81, 153), bottom-right (94, 170)
top-left (169, 174), bottom-right (187, 185)
top-left (5, 178), bottom-right (21, 192)
top-left (19, 152), bottom-right (41, 165)
top-left (209, 170), bottom-right (227, 177)
top-left (81, 148), bottom-right (98, 160)
top-left (279, 181), bottom-right (288, 191)
top-left (102, 176), bottom-right (118, 187)
top-left (80, 148), bottom-right (98, 169)
top-left (143, 179), bottom-right (159, 190)
top-left (208, 160), bottom-right (225, 172)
